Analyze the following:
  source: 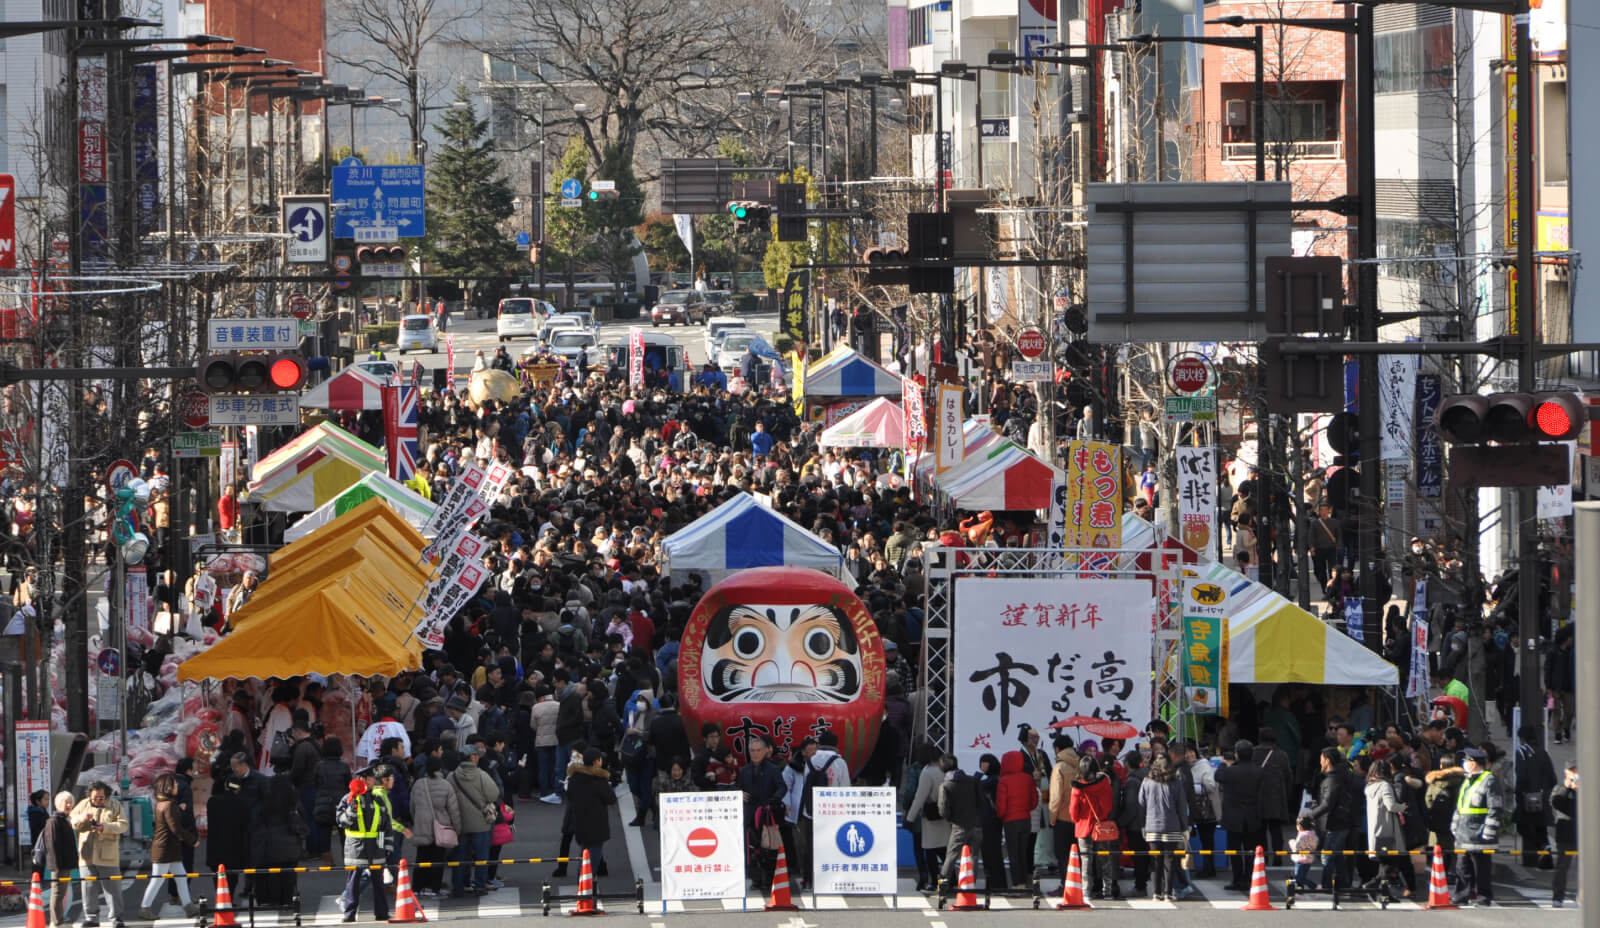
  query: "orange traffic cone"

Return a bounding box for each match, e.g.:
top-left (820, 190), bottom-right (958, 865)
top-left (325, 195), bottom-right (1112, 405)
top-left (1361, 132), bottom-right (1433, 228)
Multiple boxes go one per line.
top-left (388, 859), bottom-right (427, 924)
top-left (1424, 845), bottom-right (1457, 910)
top-left (25, 873), bottom-right (45, 928)
top-left (949, 845), bottom-right (983, 911)
top-left (570, 849), bottom-right (603, 916)
top-left (1054, 844), bottom-right (1091, 910)
top-left (1241, 845), bottom-right (1275, 911)
top-left (212, 865), bottom-right (238, 928)
top-left (764, 845), bottom-right (800, 911)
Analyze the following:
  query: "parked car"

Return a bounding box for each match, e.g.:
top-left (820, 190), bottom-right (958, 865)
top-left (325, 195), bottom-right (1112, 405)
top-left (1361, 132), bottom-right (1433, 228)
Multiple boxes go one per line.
top-left (496, 297), bottom-right (545, 341)
top-left (541, 315), bottom-right (583, 340)
top-left (703, 316), bottom-right (749, 362)
top-left (651, 290), bottom-right (706, 326)
top-left (396, 314), bottom-right (438, 354)
top-left (702, 290), bottom-right (734, 313)
top-left (560, 311), bottom-right (600, 337)
top-left (600, 331), bottom-right (692, 385)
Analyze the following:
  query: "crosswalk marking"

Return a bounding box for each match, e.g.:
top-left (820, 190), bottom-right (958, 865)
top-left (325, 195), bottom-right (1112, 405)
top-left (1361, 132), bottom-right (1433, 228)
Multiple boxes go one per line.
top-left (476, 886), bottom-right (520, 919)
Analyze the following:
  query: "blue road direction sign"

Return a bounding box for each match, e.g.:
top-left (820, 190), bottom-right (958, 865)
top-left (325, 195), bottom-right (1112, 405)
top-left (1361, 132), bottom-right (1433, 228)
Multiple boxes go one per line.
top-left (560, 178), bottom-right (582, 200)
top-left (332, 162), bottom-right (426, 240)
top-left (516, 231), bottom-right (531, 247)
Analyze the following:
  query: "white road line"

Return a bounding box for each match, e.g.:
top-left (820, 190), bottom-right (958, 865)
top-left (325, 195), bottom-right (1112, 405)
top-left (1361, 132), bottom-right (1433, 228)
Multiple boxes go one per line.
top-left (1125, 899), bottom-right (1176, 910)
top-left (476, 885), bottom-right (521, 919)
top-left (615, 784), bottom-right (658, 897)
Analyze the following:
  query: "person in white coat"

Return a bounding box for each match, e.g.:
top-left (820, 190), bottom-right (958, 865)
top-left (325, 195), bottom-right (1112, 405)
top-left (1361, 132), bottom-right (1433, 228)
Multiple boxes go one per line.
top-left (904, 741), bottom-right (950, 892)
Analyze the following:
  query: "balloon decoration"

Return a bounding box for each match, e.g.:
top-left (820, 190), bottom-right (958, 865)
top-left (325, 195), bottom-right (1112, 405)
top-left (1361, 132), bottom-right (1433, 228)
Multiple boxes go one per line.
top-left (679, 567), bottom-right (886, 772)
top-left (111, 478), bottom-right (151, 563)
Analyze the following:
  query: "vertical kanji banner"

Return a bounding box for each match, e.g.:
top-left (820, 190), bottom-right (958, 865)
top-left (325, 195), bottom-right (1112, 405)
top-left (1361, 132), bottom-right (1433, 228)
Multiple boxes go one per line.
top-left (628, 326), bottom-right (645, 388)
top-left (1180, 579), bottom-right (1229, 717)
top-left (934, 384), bottom-right (963, 474)
top-left (1065, 441), bottom-right (1123, 548)
top-left (951, 577), bottom-right (1151, 766)
top-left (1176, 446), bottom-right (1217, 557)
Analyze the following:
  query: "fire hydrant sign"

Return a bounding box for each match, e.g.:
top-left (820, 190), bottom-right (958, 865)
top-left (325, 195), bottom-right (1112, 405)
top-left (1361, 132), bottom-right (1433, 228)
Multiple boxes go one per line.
top-left (811, 787), bottom-right (897, 895)
top-left (660, 791), bottom-right (745, 900)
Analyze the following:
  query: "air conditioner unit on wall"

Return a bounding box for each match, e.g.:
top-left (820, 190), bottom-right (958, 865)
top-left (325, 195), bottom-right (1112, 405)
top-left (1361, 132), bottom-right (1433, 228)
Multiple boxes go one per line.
top-left (1226, 99), bottom-right (1249, 127)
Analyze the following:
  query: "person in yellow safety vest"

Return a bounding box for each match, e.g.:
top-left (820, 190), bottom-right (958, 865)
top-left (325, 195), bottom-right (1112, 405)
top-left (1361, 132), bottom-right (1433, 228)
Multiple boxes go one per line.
top-left (369, 765), bottom-right (409, 889)
top-left (336, 770), bottom-right (410, 923)
top-left (1450, 747), bottom-right (1501, 907)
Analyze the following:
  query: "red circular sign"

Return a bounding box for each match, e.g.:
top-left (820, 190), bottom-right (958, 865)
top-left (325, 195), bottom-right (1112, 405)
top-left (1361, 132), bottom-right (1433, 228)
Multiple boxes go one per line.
top-left (1016, 327), bottom-right (1046, 360)
top-left (686, 827), bottom-right (719, 859)
top-left (288, 294), bottom-right (314, 319)
top-left (1169, 356), bottom-right (1210, 394)
top-left (181, 391), bottom-right (211, 429)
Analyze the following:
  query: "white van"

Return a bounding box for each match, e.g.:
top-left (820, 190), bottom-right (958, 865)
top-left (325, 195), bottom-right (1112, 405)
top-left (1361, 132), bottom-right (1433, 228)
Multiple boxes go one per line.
top-left (600, 331), bottom-right (692, 389)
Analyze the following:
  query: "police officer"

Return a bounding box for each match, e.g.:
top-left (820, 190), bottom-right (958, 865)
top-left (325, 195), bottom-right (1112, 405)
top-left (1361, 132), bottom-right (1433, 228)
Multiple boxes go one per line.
top-left (1450, 747), bottom-right (1501, 906)
top-left (337, 769), bottom-right (411, 922)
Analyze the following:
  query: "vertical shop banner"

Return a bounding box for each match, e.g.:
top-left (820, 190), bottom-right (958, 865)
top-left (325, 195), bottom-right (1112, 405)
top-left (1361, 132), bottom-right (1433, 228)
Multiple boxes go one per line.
top-left (788, 351), bottom-right (807, 416)
top-left (220, 441), bottom-right (237, 490)
top-left (1181, 580), bottom-right (1229, 716)
top-left (78, 55), bottom-right (109, 258)
top-left (812, 787), bottom-right (898, 895)
top-left (952, 577), bottom-right (1151, 765)
top-left (1378, 354), bottom-right (1418, 461)
top-left (132, 64), bottom-right (161, 235)
top-left (903, 376), bottom-right (926, 446)
top-left (1343, 598), bottom-right (1365, 643)
top-left (1065, 441), bottom-right (1122, 548)
top-left (935, 385), bottom-right (963, 474)
top-left (1175, 447), bottom-right (1217, 556)
top-left (1046, 475), bottom-right (1069, 548)
top-left (1406, 610), bottom-right (1429, 700)
top-left (781, 269), bottom-right (810, 350)
top-left (1415, 374), bottom-right (1443, 498)
top-left (17, 720), bottom-right (51, 845)
top-left (628, 326), bottom-right (645, 388)
top-left (445, 334), bottom-right (457, 393)
top-left (125, 564), bottom-right (149, 631)
top-left (660, 792), bottom-right (746, 901)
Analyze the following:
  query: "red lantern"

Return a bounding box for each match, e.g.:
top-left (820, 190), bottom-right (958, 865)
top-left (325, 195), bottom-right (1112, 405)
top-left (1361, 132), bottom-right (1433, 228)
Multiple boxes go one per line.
top-left (679, 567), bottom-right (887, 772)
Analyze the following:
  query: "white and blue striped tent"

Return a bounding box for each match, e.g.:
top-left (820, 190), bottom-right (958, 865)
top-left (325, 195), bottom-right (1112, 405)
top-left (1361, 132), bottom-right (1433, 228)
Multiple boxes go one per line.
top-left (661, 492), bottom-right (845, 586)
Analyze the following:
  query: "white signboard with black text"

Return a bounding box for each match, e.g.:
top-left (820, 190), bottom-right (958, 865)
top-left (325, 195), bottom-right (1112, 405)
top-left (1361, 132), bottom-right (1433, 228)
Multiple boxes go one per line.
top-left (952, 577), bottom-right (1151, 767)
top-left (660, 791), bottom-right (746, 901)
top-left (811, 787), bottom-right (897, 895)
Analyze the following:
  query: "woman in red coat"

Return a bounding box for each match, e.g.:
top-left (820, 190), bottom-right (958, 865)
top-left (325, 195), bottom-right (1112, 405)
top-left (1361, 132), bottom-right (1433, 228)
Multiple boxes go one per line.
top-left (1068, 755), bottom-right (1121, 899)
top-left (995, 751), bottom-right (1038, 886)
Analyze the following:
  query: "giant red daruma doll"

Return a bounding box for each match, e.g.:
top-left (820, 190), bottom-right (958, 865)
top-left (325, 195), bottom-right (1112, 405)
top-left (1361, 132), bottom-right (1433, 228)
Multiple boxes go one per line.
top-left (679, 566), bottom-right (886, 771)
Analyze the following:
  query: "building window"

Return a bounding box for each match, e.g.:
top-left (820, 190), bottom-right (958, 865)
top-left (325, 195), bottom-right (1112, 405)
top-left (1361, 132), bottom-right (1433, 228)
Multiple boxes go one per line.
top-left (1375, 216), bottom-right (1455, 280)
top-left (1222, 80), bottom-right (1342, 161)
top-left (1374, 24), bottom-right (1452, 95)
top-left (1543, 80), bottom-right (1567, 186)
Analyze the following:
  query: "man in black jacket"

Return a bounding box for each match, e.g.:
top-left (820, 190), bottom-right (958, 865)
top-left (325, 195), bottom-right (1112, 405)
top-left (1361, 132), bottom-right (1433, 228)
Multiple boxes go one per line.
top-left (1215, 740), bottom-right (1266, 891)
top-left (1303, 747), bottom-right (1356, 891)
top-left (937, 753), bottom-right (984, 886)
top-left (1514, 724), bottom-right (1556, 867)
top-left (646, 694), bottom-right (691, 776)
top-left (690, 723), bottom-right (737, 790)
top-left (1255, 727), bottom-right (1295, 864)
top-left (1550, 762), bottom-right (1577, 907)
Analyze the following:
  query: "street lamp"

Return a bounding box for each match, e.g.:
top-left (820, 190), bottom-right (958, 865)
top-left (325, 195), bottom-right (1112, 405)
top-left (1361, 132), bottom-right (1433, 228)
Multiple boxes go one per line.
top-left (889, 66), bottom-right (975, 212)
top-left (1120, 30), bottom-right (1265, 182)
top-left (0, 15), bottom-right (156, 38)
top-left (987, 44), bottom-right (1126, 184)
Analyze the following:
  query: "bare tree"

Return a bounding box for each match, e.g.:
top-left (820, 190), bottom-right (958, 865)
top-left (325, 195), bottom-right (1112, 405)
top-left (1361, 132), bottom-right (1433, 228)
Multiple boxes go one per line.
top-left (328, 0), bottom-right (479, 159)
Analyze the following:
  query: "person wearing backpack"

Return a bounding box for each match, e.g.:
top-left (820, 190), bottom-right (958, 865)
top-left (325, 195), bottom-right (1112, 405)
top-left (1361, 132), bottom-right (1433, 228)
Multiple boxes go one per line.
top-left (797, 733), bottom-right (850, 889)
top-left (312, 738), bottom-right (352, 866)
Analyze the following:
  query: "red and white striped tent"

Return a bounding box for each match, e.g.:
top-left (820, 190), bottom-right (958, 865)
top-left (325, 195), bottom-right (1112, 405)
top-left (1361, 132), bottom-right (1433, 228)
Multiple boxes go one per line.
top-left (300, 366), bottom-right (386, 411)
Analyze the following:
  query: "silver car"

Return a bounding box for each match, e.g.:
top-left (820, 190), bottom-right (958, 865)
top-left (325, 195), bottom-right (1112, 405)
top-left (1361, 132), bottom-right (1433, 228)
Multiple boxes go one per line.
top-left (396, 314), bottom-right (438, 354)
top-left (545, 329), bottom-right (598, 364)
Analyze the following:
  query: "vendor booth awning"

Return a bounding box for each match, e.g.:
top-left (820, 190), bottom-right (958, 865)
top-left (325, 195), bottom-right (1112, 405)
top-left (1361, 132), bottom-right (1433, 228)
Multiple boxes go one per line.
top-left (300, 366), bottom-right (387, 411)
top-left (284, 471), bottom-right (437, 542)
top-left (935, 438), bottom-right (1062, 511)
top-left (247, 422), bottom-right (385, 513)
top-left (662, 492), bottom-right (844, 585)
top-left (179, 499), bottom-right (428, 681)
top-left (1124, 518), bottom-right (1397, 687)
top-left (914, 419), bottom-right (1003, 481)
top-left (819, 397), bottom-right (905, 449)
top-left (802, 345), bottom-right (903, 399)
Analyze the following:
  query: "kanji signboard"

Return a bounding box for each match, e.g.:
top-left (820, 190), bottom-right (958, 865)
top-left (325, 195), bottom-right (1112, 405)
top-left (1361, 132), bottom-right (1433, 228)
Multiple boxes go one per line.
top-left (660, 792), bottom-right (745, 900)
top-left (1175, 446), bottom-right (1216, 555)
top-left (1064, 440), bottom-right (1122, 548)
top-left (952, 577), bottom-right (1151, 766)
top-left (1181, 580), bottom-right (1229, 716)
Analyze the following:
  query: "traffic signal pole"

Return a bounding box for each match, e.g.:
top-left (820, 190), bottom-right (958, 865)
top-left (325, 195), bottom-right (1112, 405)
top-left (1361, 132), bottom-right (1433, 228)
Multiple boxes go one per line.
top-left (1354, 6), bottom-right (1383, 648)
top-left (1513, 0), bottom-right (1543, 727)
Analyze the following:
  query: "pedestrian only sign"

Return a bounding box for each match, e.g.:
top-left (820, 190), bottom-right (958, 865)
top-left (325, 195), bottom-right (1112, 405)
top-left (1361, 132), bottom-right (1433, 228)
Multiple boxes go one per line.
top-left (660, 792), bottom-right (745, 901)
top-left (811, 787), bottom-right (897, 895)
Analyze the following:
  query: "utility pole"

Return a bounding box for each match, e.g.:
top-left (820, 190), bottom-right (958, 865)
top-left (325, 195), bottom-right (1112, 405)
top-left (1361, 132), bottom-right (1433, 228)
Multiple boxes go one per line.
top-left (1512, 0), bottom-right (1543, 725)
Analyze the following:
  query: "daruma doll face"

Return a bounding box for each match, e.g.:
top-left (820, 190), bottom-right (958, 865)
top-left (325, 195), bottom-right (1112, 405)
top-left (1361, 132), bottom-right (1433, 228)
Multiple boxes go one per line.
top-left (680, 567), bottom-right (886, 770)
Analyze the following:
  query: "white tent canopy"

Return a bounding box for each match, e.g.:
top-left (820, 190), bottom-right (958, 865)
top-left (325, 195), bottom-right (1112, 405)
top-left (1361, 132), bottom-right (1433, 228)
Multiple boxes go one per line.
top-left (661, 492), bottom-right (844, 587)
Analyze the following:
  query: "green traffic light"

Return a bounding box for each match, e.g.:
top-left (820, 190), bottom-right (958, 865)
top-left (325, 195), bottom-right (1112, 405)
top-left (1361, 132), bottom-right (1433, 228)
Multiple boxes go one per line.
top-left (734, 205), bottom-right (748, 219)
top-left (588, 190), bottom-right (599, 200)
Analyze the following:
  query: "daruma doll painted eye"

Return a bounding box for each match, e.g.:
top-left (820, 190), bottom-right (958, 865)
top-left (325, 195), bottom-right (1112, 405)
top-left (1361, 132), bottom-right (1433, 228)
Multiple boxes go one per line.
top-left (679, 567), bottom-right (887, 771)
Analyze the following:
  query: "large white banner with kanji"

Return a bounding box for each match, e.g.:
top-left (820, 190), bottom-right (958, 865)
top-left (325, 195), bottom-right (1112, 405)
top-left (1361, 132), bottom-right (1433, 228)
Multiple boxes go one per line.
top-left (952, 577), bottom-right (1151, 766)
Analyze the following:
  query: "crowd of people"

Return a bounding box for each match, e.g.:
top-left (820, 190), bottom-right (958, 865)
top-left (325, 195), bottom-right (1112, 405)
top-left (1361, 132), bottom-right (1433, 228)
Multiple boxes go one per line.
top-left (20, 329), bottom-right (1577, 924)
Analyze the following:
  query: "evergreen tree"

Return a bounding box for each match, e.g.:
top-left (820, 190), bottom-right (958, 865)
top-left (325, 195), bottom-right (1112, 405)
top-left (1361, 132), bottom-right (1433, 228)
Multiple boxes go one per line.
top-left (423, 93), bottom-right (516, 312)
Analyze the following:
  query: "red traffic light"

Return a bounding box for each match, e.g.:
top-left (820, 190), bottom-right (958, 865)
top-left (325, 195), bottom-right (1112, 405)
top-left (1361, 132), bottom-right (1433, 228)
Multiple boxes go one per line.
top-left (197, 351), bottom-right (308, 394)
top-left (1435, 390), bottom-right (1586, 444)
top-left (1530, 391), bottom-right (1585, 441)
